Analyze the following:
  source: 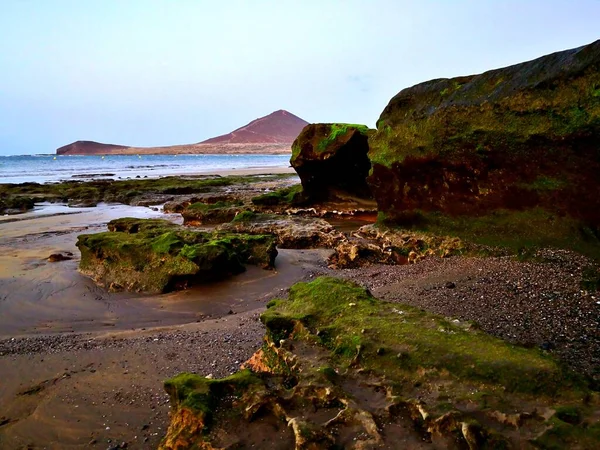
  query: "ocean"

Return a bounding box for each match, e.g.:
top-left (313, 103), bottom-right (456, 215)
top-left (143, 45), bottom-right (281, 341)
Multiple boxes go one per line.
top-left (0, 154), bottom-right (292, 184)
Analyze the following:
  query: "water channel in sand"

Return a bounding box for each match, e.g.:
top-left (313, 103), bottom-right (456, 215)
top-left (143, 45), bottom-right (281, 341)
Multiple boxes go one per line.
top-left (0, 201), bottom-right (334, 449)
top-left (0, 202), bottom-right (334, 338)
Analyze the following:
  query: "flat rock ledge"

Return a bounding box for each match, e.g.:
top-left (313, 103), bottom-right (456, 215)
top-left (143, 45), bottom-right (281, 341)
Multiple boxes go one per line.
top-left (77, 217), bottom-right (277, 294)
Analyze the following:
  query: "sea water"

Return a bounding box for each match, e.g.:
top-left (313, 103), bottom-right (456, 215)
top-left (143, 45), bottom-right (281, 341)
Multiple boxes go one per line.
top-left (0, 154), bottom-right (291, 184)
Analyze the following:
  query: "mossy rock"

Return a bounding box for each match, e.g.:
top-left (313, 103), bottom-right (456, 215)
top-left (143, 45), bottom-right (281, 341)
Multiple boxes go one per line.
top-left (368, 40), bottom-right (600, 228)
top-left (290, 123), bottom-right (374, 200)
top-left (181, 201), bottom-right (242, 225)
top-left (0, 195), bottom-right (35, 214)
top-left (250, 184), bottom-right (306, 207)
top-left (262, 277), bottom-right (586, 395)
top-left (161, 277), bottom-right (598, 449)
top-left (77, 218), bottom-right (277, 293)
top-left (0, 173), bottom-right (295, 209)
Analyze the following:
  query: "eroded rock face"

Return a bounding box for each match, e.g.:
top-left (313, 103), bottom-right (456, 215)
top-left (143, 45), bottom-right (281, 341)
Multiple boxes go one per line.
top-left (161, 277), bottom-right (597, 449)
top-left (329, 224), bottom-right (465, 268)
top-left (218, 213), bottom-right (344, 249)
top-left (290, 124), bottom-right (373, 200)
top-left (368, 40), bottom-right (600, 225)
top-left (77, 218), bottom-right (277, 293)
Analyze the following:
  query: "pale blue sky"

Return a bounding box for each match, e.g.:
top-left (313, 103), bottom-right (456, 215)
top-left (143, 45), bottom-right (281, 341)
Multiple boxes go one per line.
top-left (0, 1), bottom-right (598, 155)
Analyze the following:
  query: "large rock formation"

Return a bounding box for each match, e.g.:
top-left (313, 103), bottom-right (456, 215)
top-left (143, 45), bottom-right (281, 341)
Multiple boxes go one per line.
top-left (77, 218), bottom-right (277, 293)
top-left (290, 123), bottom-right (373, 200)
top-left (160, 277), bottom-right (597, 449)
top-left (57, 110), bottom-right (308, 155)
top-left (368, 40), bottom-right (600, 225)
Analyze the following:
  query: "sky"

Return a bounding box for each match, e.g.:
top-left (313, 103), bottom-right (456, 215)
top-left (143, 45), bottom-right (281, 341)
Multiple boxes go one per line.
top-left (0, 1), bottom-right (599, 155)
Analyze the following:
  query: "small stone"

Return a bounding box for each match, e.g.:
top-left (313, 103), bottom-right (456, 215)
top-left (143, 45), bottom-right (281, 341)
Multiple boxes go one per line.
top-left (48, 253), bottom-right (72, 262)
top-left (445, 281), bottom-right (456, 289)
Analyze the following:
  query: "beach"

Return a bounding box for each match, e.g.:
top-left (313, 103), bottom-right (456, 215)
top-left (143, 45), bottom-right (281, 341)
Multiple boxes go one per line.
top-left (0, 167), bottom-right (321, 448)
top-left (1, 165), bottom-right (599, 449)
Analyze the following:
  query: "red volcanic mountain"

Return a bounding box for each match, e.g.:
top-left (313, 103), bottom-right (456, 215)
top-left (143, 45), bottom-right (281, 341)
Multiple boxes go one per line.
top-left (56, 141), bottom-right (128, 155)
top-left (200, 110), bottom-right (309, 144)
top-left (56, 110), bottom-right (309, 155)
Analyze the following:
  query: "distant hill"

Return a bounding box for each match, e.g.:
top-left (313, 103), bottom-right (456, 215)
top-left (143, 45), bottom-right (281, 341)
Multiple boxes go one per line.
top-left (56, 141), bottom-right (128, 155)
top-left (56, 110), bottom-right (309, 155)
top-left (201, 110), bottom-right (309, 144)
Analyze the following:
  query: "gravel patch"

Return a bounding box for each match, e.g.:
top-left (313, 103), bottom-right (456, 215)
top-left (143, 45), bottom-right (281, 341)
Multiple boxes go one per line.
top-left (336, 249), bottom-right (600, 384)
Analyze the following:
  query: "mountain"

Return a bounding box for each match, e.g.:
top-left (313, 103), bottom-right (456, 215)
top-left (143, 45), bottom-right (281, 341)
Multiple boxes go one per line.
top-left (56, 110), bottom-right (309, 155)
top-left (56, 141), bottom-right (128, 155)
top-left (200, 110), bottom-right (309, 144)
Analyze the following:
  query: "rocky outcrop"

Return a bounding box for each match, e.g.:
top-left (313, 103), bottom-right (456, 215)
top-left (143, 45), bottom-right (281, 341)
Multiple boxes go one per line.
top-left (290, 123), bottom-right (373, 200)
top-left (181, 202), bottom-right (242, 226)
top-left (217, 213), bottom-right (343, 249)
top-left (328, 224), bottom-right (465, 268)
top-left (0, 196), bottom-right (35, 215)
top-left (77, 218), bottom-right (277, 293)
top-left (368, 40), bottom-right (600, 225)
top-left (161, 277), bottom-right (597, 449)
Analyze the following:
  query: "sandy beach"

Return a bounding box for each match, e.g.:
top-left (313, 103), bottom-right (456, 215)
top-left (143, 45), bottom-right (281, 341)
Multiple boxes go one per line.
top-left (1, 168), bottom-right (599, 449)
top-left (0, 169), bottom-right (324, 449)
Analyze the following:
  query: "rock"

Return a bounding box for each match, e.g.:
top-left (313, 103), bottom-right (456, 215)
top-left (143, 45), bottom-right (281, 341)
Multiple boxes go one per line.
top-left (181, 202), bottom-right (241, 226)
top-left (218, 213), bottom-right (343, 249)
top-left (160, 277), bottom-right (596, 449)
top-left (290, 123), bottom-right (373, 200)
top-left (328, 224), bottom-right (464, 268)
top-left (77, 218), bottom-right (277, 293)
top-left (251, 184), bottom-right (306, 208)
top-left (445, 281), bottom-right (456, 289)
top-left (0, 196), bottom-right (35, 215)
top-left (47, 253), bottom-right (73, 262)
top-left (368, 40), bottom-right (600, 226)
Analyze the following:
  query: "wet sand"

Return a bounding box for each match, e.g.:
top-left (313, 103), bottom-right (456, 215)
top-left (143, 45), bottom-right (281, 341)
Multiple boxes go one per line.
top-left (0, 200), bottom-right (330, 449)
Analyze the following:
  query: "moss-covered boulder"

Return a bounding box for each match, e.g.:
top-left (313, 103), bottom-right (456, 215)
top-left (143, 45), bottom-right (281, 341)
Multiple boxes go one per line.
top-left (77, 218), bottom-right (277, 293)
top-left (368, 40), bottom-right (600, 227)
top-left (290, 123), bottom-right (373, 200)
top-left (181, 201), bottom-right (242, 226)
top-left (161, 277), bottom-right (598, 449)
top-left (0, 195), bottom-right (35, 214)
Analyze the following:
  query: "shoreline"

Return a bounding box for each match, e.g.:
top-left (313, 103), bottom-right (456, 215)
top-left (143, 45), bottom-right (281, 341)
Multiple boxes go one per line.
top-left (0, 155), bottom-right (295, 185)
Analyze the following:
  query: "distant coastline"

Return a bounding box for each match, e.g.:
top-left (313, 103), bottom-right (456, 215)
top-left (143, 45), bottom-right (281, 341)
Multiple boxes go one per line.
top-left (56, 141), bottom-right (292, 156)
top-left (56, 109), bottom-right (308, 156)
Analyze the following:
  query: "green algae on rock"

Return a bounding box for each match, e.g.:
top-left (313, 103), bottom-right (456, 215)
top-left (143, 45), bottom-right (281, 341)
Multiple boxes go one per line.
top-left (251, 184), bottom-right (306, 207)
top-left (290, 123), bottom-right (373, 200)
top-left (0, 173), bottom-right (295, 210)
top-left (161, 277), bottom-right (598, 449)
top-left (368, 40), bottom-right (600, 226)
top-left (181, 201), bottom-right (242, 226)
top-left (0, 195), bottom-right (35, 214)
top-left (77, 218), bottom-right (277, 293)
